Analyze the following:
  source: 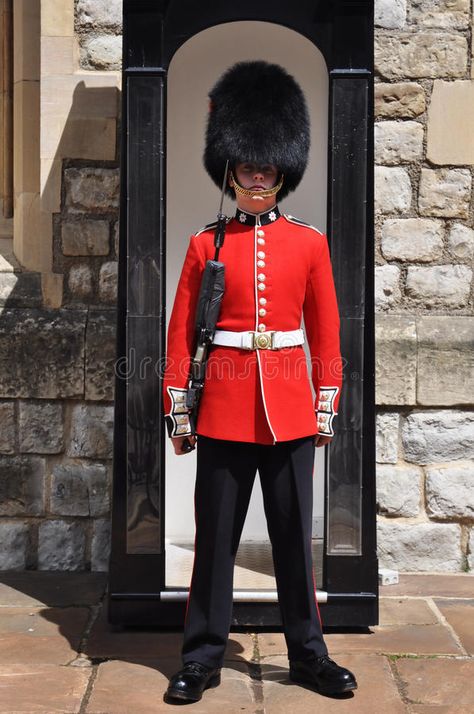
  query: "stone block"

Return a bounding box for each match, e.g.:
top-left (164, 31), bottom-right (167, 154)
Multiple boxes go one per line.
top-left (0, 522), bottom-right (29, 569)
top-left (426, 461), bottom-right (474, 519)
top-left (418, 168), bottom-right (471, 218)
top-left (405, 265), bottom-right (472, 307)
top-left (91, 519), bottom-right (111, 571)
top-left (43, 116), bottom-right (117, 162)
top-left (98, 261), bottom-right (117, 303)
top-left (76, 0), bottom-right (122, 31)
top-left (51, 462), bottom-right (110, 517)
top-left (0, 271), bottom-right (42, 308)
top-left (85, 310), bottom-right (116, 401)
top-left (68, 264), bottom-right (92, 299)
top-left (61, 220), bottom-right (110, 256)
top-left (401, 410), bottom-right (474, 464)
top-left (64, 168), bottom-right (120, 212)
top-left (377, 519), bottom-right (462, 571)
top-left (41, 272), bottom-right (63, 309)
top-left (68, 404), bottom-right (114, 459)
top-left (469, 529), bottom-right (473, 571)
top-left (0, 456), bottom-right (45, 516)
top-left (375, 265), bottom-right (402, 310)
top-left (14, 0), bottom-right (40, 81)
top-left (0, 309), bottom-right (85, 398)
top-left (41, 36), bottom-right (75, 76)
top-left (375, 120), bottom-right (423, 164)
top-left (41, 75), bottom-right (118, 121)
top-left (375, 316), bottom-right (417, 405)
top-left (81, 36), bottom-right (122, 71)
top-left (375, 166), bottom-right (412, 214)
top-left (18, 400), bottom-right (64, 454)
top-left (448, 222), bottom-right (474, 259)
top-left (427, 80), bottom-right (474, 164)
top-left (14, 81), bottom-right (40, 194)
top-left (377, 463), bottom-right (422, 516)
top-left (375, 82), bottom-right (426, 118)
top-left (376, 412), bottom-right (400, 463)
top-left (408, 0), bottom-right (470, 30)
top-left (0, 401), bottom-right (15, 453)
top-left (397, 658), bottom-right (474, 710)
top-left (375, 0), bottom-right (406, 28)
top-left (417, 316), bottom-right (474, 406)
top-left (375, 32), bottom-right (467, 79)
top-left (42, 0), bottom-right (74, 36)
top-left (38, 521), bottom-right (86, 571)
top-left (381, 218), bottom-right (444, 262)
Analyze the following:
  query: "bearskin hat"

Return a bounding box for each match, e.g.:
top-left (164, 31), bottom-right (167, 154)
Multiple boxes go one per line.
top-left (204, 61), bottom-right (310, 201)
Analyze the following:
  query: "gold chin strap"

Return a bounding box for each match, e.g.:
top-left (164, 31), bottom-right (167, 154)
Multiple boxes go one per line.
top-left (230, 171), bottom-right (284, 199)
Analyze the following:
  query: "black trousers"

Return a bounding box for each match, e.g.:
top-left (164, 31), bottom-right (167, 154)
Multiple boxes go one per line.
top-left (181, 434), bottom-right (328, 668)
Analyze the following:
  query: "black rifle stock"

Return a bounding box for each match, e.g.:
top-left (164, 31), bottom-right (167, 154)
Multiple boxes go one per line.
top-left (180, 163), bottom-right (229, 453)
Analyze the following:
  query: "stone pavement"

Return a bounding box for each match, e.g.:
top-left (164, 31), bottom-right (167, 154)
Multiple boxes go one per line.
top-left (0, 572), bottom-right (473, 713)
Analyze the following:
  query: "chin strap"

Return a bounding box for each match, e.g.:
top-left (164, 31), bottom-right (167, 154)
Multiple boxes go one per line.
top-left (230, 171), bottom-right (284, 199)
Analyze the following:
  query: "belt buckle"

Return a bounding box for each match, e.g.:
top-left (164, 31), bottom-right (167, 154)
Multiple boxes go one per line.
top-left (253, 331), bottom-right (274, 350)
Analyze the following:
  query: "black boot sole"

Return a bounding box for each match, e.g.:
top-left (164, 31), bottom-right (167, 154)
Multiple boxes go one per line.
top-left (166, 672), bottom-right (221, 702)
top-left (289, 670), bottom-right (358, 695)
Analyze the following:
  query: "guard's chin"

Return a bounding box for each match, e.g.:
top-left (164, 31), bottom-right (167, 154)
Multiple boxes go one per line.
top-left (251, 195), bottom-right (265, 201)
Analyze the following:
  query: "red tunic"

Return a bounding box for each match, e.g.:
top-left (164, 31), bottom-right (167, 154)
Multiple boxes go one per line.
top-left (163, 206), bottom-right (342, 444)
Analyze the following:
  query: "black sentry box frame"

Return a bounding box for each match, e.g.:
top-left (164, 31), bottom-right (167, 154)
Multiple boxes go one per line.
top-left (109, 0), bottom-right (378, 629)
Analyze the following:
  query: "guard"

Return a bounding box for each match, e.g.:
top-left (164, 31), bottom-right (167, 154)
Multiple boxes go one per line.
top-left (163, 60), bottom-right (357, 702)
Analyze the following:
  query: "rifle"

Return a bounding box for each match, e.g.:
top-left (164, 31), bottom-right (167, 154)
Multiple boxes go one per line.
top-left (181, 162), bottom-right (229, 453)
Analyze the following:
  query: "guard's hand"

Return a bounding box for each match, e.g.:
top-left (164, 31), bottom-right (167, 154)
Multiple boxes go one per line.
top-left (314, 434), bottom-right (332, 448)
top-left (171, 435), bottom-right (197, 455)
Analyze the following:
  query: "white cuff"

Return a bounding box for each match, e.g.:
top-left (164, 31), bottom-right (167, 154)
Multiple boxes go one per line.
top-left (316, 386), bottom-right (339, 437)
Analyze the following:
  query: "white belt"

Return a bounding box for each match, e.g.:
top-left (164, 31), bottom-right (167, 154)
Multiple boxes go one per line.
top-left (212, 328), bottom-right (304, 350)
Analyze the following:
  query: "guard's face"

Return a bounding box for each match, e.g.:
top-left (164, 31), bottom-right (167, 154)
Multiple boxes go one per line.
top-left (233, 162), bottom-right (279, 191)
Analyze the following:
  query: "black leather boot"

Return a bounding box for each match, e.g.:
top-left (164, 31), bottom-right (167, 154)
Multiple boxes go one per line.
top-left (289, 654), bottom-right (357, 695)
top-left (165, 661), bottom-right (221, 702)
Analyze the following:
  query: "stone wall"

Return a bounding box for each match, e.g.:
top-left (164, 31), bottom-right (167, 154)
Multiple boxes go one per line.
top-left (75, 0), bottom-right (122, 71)
top-left (374, 0), bottom-right (474, 572)
top-left (0, 161), bottom-right (118, 570)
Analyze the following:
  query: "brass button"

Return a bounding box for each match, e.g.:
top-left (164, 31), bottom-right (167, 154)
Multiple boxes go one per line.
top-left (257, 238), bottom-right (265, 245)
top-left (259, 297), bottom-right (267, 305)
top-left (259, 308), bottom-right (267, 317)
top-left (257, 229), bottom-right (265, 237)
top-left (257, 273), bottom-right (266, 281)
top-left (257, 251), bottom-right (265, 259)
top-left (258, 324), bottom-right (266, 332)
top-left (257, 260), bottom-right (265, 267)
top-left (257, 283), bottom-right (265, 291)
top-left (255, 332), bottom-right (271, 349)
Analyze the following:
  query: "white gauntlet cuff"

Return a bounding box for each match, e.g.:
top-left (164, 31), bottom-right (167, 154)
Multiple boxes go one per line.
top-left (165, 387), bottom-right (192, 437)
top-left (316, 386), bottom-right (339, 437)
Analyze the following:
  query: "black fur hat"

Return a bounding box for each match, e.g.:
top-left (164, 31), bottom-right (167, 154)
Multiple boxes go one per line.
top-left (204, 61), bottom-right (310, 201)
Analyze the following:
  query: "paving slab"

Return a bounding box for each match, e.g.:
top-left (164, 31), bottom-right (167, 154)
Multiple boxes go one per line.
top-left (0, 607), bottom-right (89, 664)
top-left (257, 623), bottom-right (461, 657)
top-left (379, 574), bottom-right (474, 599)
top-left (410, 704), bottom-right (466, 714)
top-left (396, 657), bottom-right (474, 712)
top-left (379, 598), bottom-right (439, 625)
top-left (0, 663), bottom-right (90, 712)
top-left (85, 604), bottom-right (255, 661)
top-left (259, 653), bottom-right (407, 713)
top-left (434, 599), bottom-right (474, 654)
top-left (86, 658), bottom-right (256, 713)
top-left (0, 572), bottom-right (107, 607)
